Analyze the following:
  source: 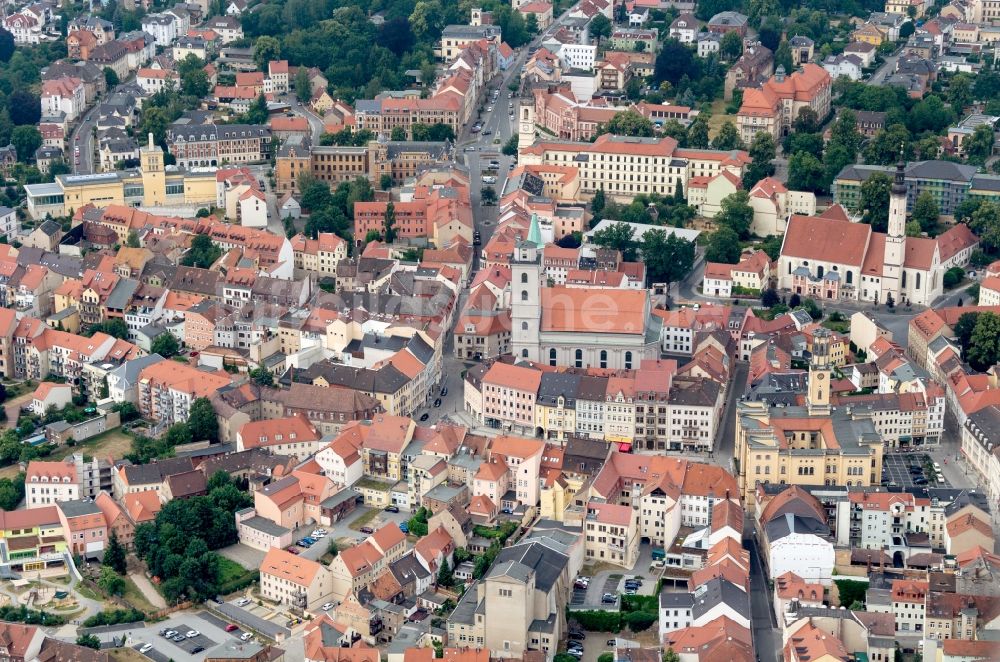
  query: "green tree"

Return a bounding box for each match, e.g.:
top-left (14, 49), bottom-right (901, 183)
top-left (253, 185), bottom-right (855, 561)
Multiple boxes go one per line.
top-left (76, 634), bottom-right (101, 650)
top-left (787, 152), bottom-right (826, 194)
top-left (858, 172), bottom-right (893, 232)
top-left (87, 319), bottom-right (131, 340)
top-left (911, 191), bottom-right (939, 235)
top-left (774, 41), bottom-right (793, 75)
top-left (181, 66), bottom-right (210, 99)
top-left (249, 367), bottom-right (274, 386)
top-left (624, 610), bottom-right (657, 631)
top-left (828, 109), bottom-right (862, 158)
top-left (502, 135), bottom-right (519, 156)
top-left (947, 73), bottom-right (973, 115)
top-left (591, 222), bottom-right (638, 261)
top-left (663, 648), bottom-right (680, 662)
top-left (104, 531), bottom-right (127, 574)
top-left (599, 655), bottom-right (615, 662)
top-left (589, 14), bottom-right (612, 45)
top-left (294, 66), bottom-right (312, 103)
top-left (864, 124), bottom-right (913, 165)
top-left (743, 131), bottom-right (776, 188)
top-left (0, 28), bottom-right (13, 63)
top-left (181, 233), bottom-right (222, 268)
top-left (955, 312), bottom-right (980, 349)
top-left (242, 94), bottom-right (269, 125)
top-left (98, 566), bottom-right (126, 596)
top-left (711, 121), bottom-right (744, 151)
top-left (591, 188), bottom-right (606, 220)
top-left (383, 201), bottom-right (397, 243)
top-left (970, 201), bottom-right (1000, 253)
top-left (599, 109), bottom-right (655, 137)
top-left (654, 39), bottom-right (697, 86)
top-left (437, 558), bottom-right (453, 587)
top-left (686, 117), bottom-right (709, 149)
top-left (253, 35), bottom-right (281, 70)
top-left (380, 174), bottom-right (394, 191)
top-left (967, 312), bottom-right (1000, 372)
top-left (705, 227), bottom-right (741, 264)
top-left (964, 124), bottom-right (995, 166)
top-left (481, 186), bottom-right (497, 205)
top-left (126, 230), bottom-right (140, 248)
top-left (390, 127), bottom-right (406, 141)
top-left (0, 474), bottom-right (25, 509)
top-left (792, 107), bottom-right (820, 135)
top-left (103, 66), bottom-right (119, 88)
top-left (720, 30), bottom-right (743, 60)
top-left (525, 12), bottom-right (539, 34)
top-left (150, 332), bottom-right (179, 358)
top-left (716, 190), bottom-right (754, 239)
top-left (188, 397), bottom-right (218, 443)
top-left (642, 230), bottom-right (695, 291)
top-left (11, 126), bottom-right (41, 162)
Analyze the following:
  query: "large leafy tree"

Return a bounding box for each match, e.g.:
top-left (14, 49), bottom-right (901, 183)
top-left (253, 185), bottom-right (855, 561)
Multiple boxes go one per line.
top-left (787, 152), bottom-right (826, 194)
top-left (911, 191), bottom-right (939, 235)
top-left (705, 227), bottom-right (741, 264)
top-left (967, 313), bottom-right (1000, 372)
top-left (743, 132), bottom-right (776, 188)
top-left (858, 172), bottom-right (893, 232)
top-left (599, 110), bottom-right (655, 137)
top-left (654, 39), bottom-right (696, 86)
top-left (642, 230), bottom-right (695, 290)
top-left (151, 332), bottom-right (179, 358)
top-left (716, 190), bottom-right (754, 239)
top-left (252, 35), bottom-right (280, 70)
top-left (969, 201), bottom-right (1000, 253)
top-left (181, 234), bottom-right (222, 268)
top-left (964, 124), bottom-right (995, 166)
top-left (104, 531), bottom-right (127, 574)
top-left (188, 397), bottom-right (218, 444)
top-left (591, 222), bottom-right (638, 261)
top-left (711, 121), bottom-right (744, 151)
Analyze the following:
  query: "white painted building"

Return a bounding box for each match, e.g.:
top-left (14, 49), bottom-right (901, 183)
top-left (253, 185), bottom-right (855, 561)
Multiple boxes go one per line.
top-left (765, 513), bottom-right (835, 584)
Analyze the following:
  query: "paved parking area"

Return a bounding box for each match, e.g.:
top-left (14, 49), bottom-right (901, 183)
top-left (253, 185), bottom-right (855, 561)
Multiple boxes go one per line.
top-left (882, 453), bottom-right (949, 489)
top-left (124, 613), bottom-right (234, 662)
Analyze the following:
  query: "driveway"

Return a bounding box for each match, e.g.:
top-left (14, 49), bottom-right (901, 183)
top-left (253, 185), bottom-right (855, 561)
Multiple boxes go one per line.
top-left (217, 543), bottom-right (265, 572)
top-left (128, 572), bottom-right (167, 609)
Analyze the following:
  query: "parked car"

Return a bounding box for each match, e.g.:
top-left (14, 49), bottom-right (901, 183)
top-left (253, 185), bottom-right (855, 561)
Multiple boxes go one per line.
top-left (140, 644), bottom-right (153, 653)
top-left (162, 630), bottom-right (176, 638)
top-left (172, 635), bottom-right (186, 643)
top-left (606, 640), bottom-right (617, 646)
top-left (434, 398), bottom-right (442, 407)
top-left (399, 522), bottom-right (409, 533)
top-left (322, 603), bottom-right (335, 611)
top-left (566, 649), bottom-right (583, 659)
top-left (568, 631), bottom-right (585, 641)
top-left (186, 631), bottom-right (199, 638)
top-left (441, 387), bottom-right (448, 396)
top-left (420, 412), bottom-right (430, 421)
top-left (360, 526), bottom-right (374, 534)
top-left (241, 632), bottom-right (253, 641)
top-left (236, 598), bottom-right (251, 607)
top-left (225, 624), bottom-right (238, 632)
top-left (191, 646), bottom-right (204, 654)
top-left (385, 505), bottom-right (400, 513)
top-left (601, 593), bottom-right (616, 604)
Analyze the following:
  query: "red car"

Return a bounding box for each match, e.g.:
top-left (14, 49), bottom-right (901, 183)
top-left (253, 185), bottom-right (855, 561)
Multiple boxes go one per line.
top-left (225, 624), bottom-right (238, 632)
top-left (286, 546), bottom-right (301, 554)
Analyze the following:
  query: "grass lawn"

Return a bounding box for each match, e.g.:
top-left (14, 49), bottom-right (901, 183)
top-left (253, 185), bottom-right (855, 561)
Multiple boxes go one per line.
top-left (348, 508), bottom-right (381, 531)
top-left (56, 429), bottom-right (134, 462)
top-left (218, 557), bottom-right (250, 585)
top-left (122, 577), bottom-right (159, 614)
top-left (706, 99), bottom-right (737, 138)
top-left (75, 583), bottom-right (102, 601)
top-left (822, 318), bottom-right (851, 334)
top-left (110, 648), bottom-right (150, 662)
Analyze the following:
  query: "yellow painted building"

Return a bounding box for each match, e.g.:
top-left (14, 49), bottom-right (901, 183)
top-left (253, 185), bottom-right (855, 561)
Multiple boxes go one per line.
top-left (735, 329), bottom-right (884, 502)
top-left (24, 134), bottom-right (217, 219)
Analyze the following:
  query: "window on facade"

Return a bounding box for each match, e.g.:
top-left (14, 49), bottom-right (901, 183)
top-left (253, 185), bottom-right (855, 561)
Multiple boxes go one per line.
top-left (600, 350), bottom-right (607, 369)
top-left (575, 349), bottom-right (583, 368)
top-left (625, 351), bottom-right (632, 369)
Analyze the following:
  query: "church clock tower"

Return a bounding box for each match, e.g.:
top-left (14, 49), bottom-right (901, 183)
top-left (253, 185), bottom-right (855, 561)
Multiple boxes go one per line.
top-left (882, 157), bottom-right (907, 303)
top-left (807, 329), bottom-right (832, 416)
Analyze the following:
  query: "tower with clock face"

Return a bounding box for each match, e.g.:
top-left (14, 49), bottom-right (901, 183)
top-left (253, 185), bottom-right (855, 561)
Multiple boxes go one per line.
top-left (807, 328), bottom-right (832, 415)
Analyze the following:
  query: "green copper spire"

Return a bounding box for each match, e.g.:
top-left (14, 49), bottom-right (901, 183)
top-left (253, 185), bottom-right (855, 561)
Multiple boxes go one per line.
top-left (526, 212), bottom-right (543, 247)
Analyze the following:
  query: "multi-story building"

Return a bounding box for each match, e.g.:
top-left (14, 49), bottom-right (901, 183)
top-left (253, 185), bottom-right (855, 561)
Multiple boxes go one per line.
top-left (136, 360), bottom-right (233, 425)
top-left (834, 160), bottom-right (980, 217)
top-left (518, 132), bottom-right (750, 203)
top-left (736, 64), bottom-right (832, 144)
top-left (167, 122), bottom-right (272, 168)
top-left (438, 25), bottom-right (501, 60)
top-left (260, 547), bottom-right (336, 610)
top-left (0, 507), bottom-right (69, 577)
top-left (24, 460), bottom-right (81, 508)
top-left (277, 140), bottom-right (450, 193)
top-left (583, 501), bottom-right (639, 568)
top-left (735, 330), bottom-right (885, 502)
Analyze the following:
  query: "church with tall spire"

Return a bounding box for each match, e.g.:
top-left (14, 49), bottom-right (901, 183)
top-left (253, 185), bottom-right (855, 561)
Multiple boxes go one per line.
top-left (775, 157), bottom-right (979, 307)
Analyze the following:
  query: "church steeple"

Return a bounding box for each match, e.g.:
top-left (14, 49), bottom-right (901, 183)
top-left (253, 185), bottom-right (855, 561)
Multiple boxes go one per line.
top-left (888, 150), bottom-right (907, 239)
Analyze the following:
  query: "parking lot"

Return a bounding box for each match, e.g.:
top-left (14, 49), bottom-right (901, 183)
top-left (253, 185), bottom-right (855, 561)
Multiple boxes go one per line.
top-left (569, 573), bottom-right (653, 610)
top-left (125, 613), bottom-right (235, 662)
top-left (882, 453), bottom-right (950, 489)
